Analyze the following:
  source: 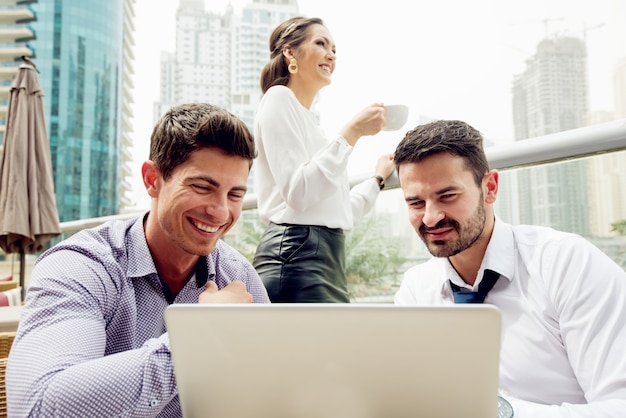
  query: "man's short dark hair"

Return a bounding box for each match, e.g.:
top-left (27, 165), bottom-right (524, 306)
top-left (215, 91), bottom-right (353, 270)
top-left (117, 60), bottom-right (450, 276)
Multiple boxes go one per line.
top-left (394, 119), bottom-right (489, 186)
top-left (149, 103), bottom-right (257, 180)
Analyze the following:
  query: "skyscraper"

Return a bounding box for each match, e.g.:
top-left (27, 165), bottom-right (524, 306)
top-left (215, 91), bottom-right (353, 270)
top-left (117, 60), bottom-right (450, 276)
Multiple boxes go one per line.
top-left (510, 36), bottom-right (590, 236)
top-left (154, 0), bottom-right (233, 122)
top-left (154, 0), bottom-right (299, 127)
top-left (0, 3), bottom-right (37, 156)
top-left (0, 0), bottom-right (136, 222)
top-left (231, 0), bottom-right (299, 126)
top-left (587, 0), bottom-right (626, 237)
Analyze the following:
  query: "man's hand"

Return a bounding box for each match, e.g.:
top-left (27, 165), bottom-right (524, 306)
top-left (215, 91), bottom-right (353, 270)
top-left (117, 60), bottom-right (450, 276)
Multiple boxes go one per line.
top-left (198, 281), bottom-right (253, 304)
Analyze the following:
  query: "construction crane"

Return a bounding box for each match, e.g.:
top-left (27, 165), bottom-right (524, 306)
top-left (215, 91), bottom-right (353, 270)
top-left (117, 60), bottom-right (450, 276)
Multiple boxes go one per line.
top-left (542, 17), bottom-right (565, 38)
top-left (554, 22), bottom-right (605, 42)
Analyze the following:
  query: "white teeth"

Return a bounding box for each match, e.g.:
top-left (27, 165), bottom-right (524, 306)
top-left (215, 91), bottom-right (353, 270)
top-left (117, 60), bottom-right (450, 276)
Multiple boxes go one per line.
top-left (194, 221), bottom-right (219, 233)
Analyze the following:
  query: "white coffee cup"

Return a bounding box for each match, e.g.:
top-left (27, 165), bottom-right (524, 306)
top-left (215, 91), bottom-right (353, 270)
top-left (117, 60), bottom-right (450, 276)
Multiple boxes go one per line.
top-left (382, 104), bottom-right (409, 131)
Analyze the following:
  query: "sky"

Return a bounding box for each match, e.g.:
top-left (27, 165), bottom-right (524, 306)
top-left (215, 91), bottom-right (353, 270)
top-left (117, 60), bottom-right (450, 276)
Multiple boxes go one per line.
top-left (129, 0), bottom-right (621, 208)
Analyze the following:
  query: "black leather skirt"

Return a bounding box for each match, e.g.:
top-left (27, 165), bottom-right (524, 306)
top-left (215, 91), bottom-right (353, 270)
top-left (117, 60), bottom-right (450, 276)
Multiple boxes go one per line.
top-left (253, 222), bottom-right (349, 303)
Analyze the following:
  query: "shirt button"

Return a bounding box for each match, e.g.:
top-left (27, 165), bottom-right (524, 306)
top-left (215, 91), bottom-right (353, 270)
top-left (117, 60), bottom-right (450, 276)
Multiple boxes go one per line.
top-left (150, 399), bottom-right (159, 407)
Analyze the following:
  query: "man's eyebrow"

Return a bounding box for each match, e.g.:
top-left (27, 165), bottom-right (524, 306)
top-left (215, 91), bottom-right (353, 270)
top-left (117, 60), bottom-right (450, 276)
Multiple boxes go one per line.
top-left (187, 175), bottom-right (247, 193)
top-left (231, 185), bottom-right (248, 193)
top-left (404, 194), bottom-right (422, 203)
top-left (404, 186), bottom-right (461, 202)
top-left (435, 186), bottom-right (460, 195)
top-left (187, 175), bottom-right (218, 186)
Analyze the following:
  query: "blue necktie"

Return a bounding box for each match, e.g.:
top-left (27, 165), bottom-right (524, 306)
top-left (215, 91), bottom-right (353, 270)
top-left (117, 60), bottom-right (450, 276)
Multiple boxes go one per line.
top-left (450, 269), bottom-right (500, 303)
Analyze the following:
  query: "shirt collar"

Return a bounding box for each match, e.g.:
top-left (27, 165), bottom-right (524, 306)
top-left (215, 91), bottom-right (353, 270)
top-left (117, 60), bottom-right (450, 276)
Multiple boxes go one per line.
top-left (126, 215), bottom-right (216, 305)
top-left (482, 216), bottom-right (515, 283)
top-left (125, 214), bottom-right (212, 288)
top-left (126, 214), bottom-right (158, 279)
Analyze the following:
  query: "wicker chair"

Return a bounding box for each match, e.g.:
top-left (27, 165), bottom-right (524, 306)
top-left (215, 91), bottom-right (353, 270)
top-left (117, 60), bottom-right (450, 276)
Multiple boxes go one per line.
top-left (0, 332), bottom-right (15, 418)
top-left (0, 280), bottom-right (17, 293)
top-left (0, 333), bottom-right (15, 359)
top-left (0, 357), bottom-right (7, 418)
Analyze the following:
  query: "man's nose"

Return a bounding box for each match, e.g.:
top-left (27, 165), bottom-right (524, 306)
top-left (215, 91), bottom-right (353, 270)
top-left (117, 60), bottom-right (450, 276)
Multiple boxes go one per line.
top-left (422, 202), bottom-right (444, 227)
top-left (207, 194), bottom-right (229, 220)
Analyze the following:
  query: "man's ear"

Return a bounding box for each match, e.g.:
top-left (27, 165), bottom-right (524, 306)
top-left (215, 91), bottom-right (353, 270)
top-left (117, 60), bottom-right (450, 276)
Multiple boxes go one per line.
top-left (142, 160), bottom-right (160, 198)
top-left (483, 169), bottom-right (499, 204)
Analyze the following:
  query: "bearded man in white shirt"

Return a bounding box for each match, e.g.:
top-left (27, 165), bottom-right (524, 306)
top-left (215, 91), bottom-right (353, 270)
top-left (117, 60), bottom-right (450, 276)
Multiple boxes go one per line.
top-left (393, 119), bottom-right (626, 418)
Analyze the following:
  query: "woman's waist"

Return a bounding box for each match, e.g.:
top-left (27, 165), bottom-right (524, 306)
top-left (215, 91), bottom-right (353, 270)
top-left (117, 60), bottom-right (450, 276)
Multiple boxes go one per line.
top-left (269, 221), bottom-right (344, 234)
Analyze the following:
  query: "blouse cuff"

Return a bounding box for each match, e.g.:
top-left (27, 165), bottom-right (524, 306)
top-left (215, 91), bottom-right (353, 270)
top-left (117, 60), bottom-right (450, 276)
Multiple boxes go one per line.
top-left (337, 135), bottom-right (352, 148)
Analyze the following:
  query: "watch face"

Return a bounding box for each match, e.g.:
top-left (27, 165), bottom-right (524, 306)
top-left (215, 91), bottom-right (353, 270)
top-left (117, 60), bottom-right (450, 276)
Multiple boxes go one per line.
top-left (497, 396), bottom-right (514, 418)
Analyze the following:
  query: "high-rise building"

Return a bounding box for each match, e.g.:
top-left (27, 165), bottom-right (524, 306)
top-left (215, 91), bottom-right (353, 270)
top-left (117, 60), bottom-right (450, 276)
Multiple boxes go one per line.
top-left (510, 36), bottom-right (590, 236)
top-left (231, 0), bottom-right (299, 126)
top-left (587, 0), bottom-right (626, 237)
top-left (154, 0), bottom-right (298, 128)
top-left (512, 37), bottom-right (589, 138)
top-left (0, 0), bottom-right (136, 222)
top-left (0, 2), bottom-right (37, 157)
top-left (153, 0), bottom-right (233, 122)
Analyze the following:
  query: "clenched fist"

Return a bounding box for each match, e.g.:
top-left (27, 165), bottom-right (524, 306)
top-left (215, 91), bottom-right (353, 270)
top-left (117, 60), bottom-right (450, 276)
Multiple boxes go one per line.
top-left (198, 280), bottom-right (253, 304)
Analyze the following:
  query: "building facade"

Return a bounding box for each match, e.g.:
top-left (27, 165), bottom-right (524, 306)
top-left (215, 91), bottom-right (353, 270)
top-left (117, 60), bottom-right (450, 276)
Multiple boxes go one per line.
top-left (509, 36), bottom-right (591, 236)
top-left (0, 1), bottom-right (37, 154)
top-left (154, 0), bottom-right (299, 127)
top-left (0, 0), bottom-right (136, 222)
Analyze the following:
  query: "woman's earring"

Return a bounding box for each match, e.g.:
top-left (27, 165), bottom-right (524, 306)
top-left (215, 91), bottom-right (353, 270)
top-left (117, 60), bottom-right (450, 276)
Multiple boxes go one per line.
top-left (288, 58), bottom-right (298, 74)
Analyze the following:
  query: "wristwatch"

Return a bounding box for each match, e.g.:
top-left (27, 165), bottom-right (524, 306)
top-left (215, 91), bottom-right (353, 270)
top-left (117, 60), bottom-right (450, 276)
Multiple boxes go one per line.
top-left (497, 396), bottom-right (514, 418)
top-left (373, 175), bottom-right (384, 190)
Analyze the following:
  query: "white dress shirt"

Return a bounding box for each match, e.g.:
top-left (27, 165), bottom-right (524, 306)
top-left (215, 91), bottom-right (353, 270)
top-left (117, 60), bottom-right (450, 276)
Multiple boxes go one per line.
top-left (395, 217), bottom-right (626, 417)
top-left (254, 85), bottom-right (380, 231)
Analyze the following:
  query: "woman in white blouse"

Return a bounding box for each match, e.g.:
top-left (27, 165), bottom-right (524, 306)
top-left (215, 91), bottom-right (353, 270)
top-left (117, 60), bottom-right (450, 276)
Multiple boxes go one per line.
top-left (253, 16), bottom-right (395, 303)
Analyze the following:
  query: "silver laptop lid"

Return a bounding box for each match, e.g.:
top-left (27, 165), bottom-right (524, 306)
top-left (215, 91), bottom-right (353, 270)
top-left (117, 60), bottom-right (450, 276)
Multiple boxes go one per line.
top-left (165, 304), bottom-right (501, 418)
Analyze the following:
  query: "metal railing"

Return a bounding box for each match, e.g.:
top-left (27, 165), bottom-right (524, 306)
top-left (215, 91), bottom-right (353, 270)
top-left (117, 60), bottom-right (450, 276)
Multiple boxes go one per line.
top-left (59, 118), bottom-right (626, 235)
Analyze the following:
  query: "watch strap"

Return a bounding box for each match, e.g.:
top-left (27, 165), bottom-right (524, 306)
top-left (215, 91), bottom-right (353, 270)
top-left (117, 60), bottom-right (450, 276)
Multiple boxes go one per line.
top-left (374, 175), bottom-right (384, 190)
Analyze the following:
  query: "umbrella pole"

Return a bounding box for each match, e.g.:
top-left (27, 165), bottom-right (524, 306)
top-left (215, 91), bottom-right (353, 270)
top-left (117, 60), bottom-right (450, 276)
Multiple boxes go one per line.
top-left (20, 249), bottom-right (25, 301)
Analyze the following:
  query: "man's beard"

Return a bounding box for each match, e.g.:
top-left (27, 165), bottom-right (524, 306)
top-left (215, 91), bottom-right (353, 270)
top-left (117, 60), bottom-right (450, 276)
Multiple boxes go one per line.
top-left (418, 200), bottom-right (486, 258)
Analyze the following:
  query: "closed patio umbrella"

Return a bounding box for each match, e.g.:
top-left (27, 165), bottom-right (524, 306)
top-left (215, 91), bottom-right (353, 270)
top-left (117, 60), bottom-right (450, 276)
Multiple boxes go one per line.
top-left (0, 64), bottom-right (61, 301)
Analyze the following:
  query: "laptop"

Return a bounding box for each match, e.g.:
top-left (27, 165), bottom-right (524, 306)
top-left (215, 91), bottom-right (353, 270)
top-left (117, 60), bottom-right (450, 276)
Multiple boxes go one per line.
top-left (165, 304), bottom-right (501, 418)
